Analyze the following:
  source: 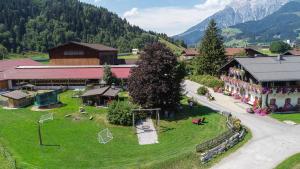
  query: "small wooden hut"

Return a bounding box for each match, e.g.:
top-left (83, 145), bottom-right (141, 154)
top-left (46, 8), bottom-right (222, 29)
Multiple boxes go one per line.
top-left (81, 86), bottom-right (120, 106)
top-left (1, 90), bottom-right (33, 108)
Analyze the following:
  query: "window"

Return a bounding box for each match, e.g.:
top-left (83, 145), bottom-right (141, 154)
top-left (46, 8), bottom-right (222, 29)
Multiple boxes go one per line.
top-left (270, 98), bottom-right (276, 105)
top-left (64, 50), bottom-right (84, 56)
top-left (298, 98), bottom-right (300, 105)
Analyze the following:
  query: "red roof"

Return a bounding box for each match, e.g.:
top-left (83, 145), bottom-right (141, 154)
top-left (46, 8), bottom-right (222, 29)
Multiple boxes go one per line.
top-left (0, 59), bottom-right (132, 81)
top-left (225, 48), bottom-right (245, 56)
top-left (183, 48), bottom-right (199, 56)
top-left (5, 67), bottom-right (131, 80)
top-left (285, 49), bottom-right (300, 56)
top-left (0, 59), bottom-right (42, 81)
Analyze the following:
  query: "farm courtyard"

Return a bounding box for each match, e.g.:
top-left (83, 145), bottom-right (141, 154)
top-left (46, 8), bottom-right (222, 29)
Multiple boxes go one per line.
top-left (0, 91), bottom-right (228, 169)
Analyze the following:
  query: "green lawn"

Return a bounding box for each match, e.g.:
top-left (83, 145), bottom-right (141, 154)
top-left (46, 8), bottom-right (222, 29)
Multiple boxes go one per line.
top-left (0, 156), bottom-right (11, 169)
top-left (0, 91), bottom-right (228, 169)
top-left (118, 54), bottom-right (139, 60)
top-left (270, 113), bottom-right (300, 124)
top-left (148, 129), bottom-right (252, 169)
top-left (4, 51), bottom-right (49, 64)
top-left (259, 49), bottom-right (279, 56)
top-left (276, 153), bottom-right (300, 169)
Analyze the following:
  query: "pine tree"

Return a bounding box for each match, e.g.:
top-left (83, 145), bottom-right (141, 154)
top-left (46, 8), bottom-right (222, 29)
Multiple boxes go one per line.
top-left (195, 19), bottom-right (226, 76)
top-left (103, 63), bottom-right (113, 85)
top-left (128, 42), bottom-right (185, 111)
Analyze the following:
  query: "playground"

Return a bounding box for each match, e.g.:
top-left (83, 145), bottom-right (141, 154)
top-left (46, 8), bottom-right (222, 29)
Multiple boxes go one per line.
top-left (0, 90), bottom-right (228, 169)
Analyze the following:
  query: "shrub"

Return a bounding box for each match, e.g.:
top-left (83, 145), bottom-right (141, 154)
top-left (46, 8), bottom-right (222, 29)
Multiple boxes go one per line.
top-left (197, 86), bottom-right (209, 96)
top-left (189, 75), bottom-right (224, 88)
top-left (107, 101), bottom-right (145, 126)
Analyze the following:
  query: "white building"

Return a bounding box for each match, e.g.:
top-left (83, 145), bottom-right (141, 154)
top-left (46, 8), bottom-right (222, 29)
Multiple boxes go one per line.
top-left (219, 55), bottom-right (300, 112)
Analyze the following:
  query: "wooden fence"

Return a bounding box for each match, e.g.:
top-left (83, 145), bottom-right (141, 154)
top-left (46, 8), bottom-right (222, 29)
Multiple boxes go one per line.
top-left (196, 112), bottom-right (245, 161)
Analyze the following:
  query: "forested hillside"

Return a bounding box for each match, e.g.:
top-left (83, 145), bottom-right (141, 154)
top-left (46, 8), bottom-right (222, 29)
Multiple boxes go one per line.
top-left (0, 0), bottom-right (174, 53)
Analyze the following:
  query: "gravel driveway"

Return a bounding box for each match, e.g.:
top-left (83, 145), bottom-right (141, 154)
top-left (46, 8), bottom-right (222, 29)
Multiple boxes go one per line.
top-left (183, 80), bottom-right (300, 169)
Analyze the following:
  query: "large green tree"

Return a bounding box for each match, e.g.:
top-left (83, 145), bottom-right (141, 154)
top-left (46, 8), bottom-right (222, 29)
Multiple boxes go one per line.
top-left (270, 41), bottom-right (291, 54)
top-left (128, 42), bottom-right (185, 111)
top-left (195, 19), bottom-right (226, 75)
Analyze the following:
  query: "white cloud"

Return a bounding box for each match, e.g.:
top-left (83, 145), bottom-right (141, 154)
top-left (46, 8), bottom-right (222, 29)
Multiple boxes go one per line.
top-left (123, 0), bottom-right (232, 36)
top-left (123, 8), bottom-right (139, 18)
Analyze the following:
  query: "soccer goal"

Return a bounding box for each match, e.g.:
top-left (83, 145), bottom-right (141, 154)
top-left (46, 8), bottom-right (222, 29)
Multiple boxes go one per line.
top-left (98, 128), bottom-right (113, 144)
top-left (39, 113), bottom-right (54, 123)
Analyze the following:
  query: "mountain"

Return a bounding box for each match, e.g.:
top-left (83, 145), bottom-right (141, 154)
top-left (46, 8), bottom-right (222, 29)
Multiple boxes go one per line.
top-left (0, 0), bottom-right (177, 53)
top-left (225, 0), bottom-right (300, 43)
top-left (173, 0), bottom-right (289, 46)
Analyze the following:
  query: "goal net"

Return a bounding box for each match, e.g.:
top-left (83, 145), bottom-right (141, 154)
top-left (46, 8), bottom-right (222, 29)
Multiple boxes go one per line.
top-left (98, 128), bottom-right (113, 144)
top-left (39, 113), bottom-right (54, 123)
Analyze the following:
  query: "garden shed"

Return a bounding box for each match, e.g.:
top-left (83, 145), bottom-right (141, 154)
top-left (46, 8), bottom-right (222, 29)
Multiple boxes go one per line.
top-left (34, 90), bottom-right (59, 108)
top-left (81, 86), bottom-right (120, 106)
top-left (1, 90), bottom-right (33, 108)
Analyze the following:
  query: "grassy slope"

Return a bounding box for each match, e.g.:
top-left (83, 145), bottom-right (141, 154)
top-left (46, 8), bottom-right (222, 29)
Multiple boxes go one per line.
top-left (259, 49), bottom-right (279, 56)
top-left (5, 51), bottom-right (49, 64)
top-left (270, 113), bottom-right (300, 124)
top-left (159, 38), bottom-right (185, 56)
top-left (276, 153), bottom-right (300, 169)
top-left (0, 91), bottom-right (227, 169)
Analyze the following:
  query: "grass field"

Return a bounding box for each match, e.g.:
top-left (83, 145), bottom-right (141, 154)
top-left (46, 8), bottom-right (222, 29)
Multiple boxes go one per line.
top-left (276, 153), bottom-right (300, 169)
top-left (4, 51), bottom-right (49, 64)
top-left (149, 129), bottom-right (252, 169)
top-left (118, 54), bottom-right (139, 60)
top-left (259, 49), bottom-right (279, 56)
top-left (0, 156), bottom-right (11, 169)
top-left (0, 91), bottom-right (228, 169)
top-left (270, 113), bottom-right (300, 124)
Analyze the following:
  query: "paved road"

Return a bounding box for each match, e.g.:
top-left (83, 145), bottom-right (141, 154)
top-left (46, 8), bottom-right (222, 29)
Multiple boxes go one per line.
top-left (183, 80), bottom-right (300, 169)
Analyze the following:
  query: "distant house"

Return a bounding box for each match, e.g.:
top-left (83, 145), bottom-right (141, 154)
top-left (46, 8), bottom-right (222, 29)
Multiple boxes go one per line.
top-left (49, 41), bottom-right (118, 65)
top-left (181, 48), bottom-right (199, 60)
top-left (132, 49), bottom-right (139, 55)
top-left (1, 90), bottom-right (33, 108)
top-left (225, 48), bottom-right (264, 58)
top-left (219, 55), bottom-right (300, 112)
top-left (283, 49), bottom-right (300, 56)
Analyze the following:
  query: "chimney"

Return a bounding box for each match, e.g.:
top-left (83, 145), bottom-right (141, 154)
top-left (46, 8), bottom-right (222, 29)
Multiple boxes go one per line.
top-left (277, 55), bottom-right (284, 63)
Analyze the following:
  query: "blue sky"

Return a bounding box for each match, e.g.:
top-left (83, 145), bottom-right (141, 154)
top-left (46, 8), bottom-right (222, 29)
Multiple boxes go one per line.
top-left (80, 0), bottom-right (232, 35)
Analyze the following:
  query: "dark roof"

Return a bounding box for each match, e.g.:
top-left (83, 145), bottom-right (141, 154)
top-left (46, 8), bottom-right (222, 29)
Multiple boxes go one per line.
top-left (284, 49), bottom-right (300, 56)
top-left (81, 86), bottom-right (120, 97)
top-left (81, 86), bottom-right (110, 97)
top-left (225, 56), bottom-right (300, 82)
top-left (1, 90), bottom-right (29, 100)
top-left (49, 41), bottom-right (118, 52)
top-left (103, 87), bottom-right (120, 97)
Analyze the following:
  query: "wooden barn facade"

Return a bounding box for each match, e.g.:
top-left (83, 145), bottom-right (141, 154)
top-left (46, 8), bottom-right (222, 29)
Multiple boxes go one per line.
top-left (49, 42), bottom-right (118, 65)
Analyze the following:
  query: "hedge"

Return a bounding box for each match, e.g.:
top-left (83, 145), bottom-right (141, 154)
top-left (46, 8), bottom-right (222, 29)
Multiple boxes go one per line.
top-left (189, 75), bottom-right (224, 88)
top-left (197, 86), bottom-right (209, 96)
top-left (107, 101), bottom-right (145, 126)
